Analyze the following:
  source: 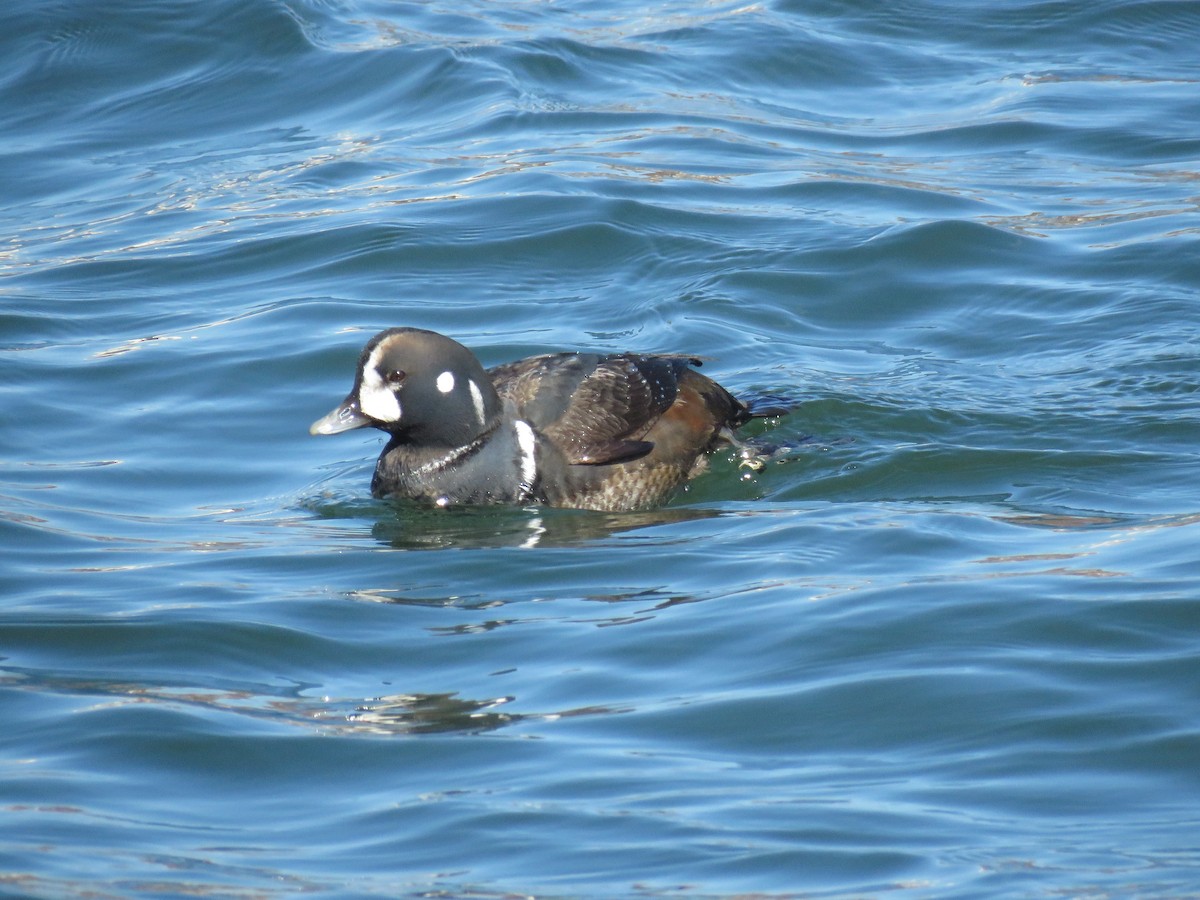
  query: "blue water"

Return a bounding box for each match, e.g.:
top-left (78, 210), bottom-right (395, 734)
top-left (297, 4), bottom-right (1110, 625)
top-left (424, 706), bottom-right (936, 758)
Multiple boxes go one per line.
top-left (3, 0), bottom-right (1199, 896)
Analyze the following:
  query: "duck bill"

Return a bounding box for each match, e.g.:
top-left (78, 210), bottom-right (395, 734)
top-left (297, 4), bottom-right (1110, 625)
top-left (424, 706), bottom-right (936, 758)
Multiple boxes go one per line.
top-left (310, 395), bottom-right (371, 435)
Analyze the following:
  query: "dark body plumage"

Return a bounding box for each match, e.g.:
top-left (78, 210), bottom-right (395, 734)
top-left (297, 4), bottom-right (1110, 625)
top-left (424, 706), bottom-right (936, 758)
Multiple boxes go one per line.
top-left (311, 328), bottom-right (766, 512)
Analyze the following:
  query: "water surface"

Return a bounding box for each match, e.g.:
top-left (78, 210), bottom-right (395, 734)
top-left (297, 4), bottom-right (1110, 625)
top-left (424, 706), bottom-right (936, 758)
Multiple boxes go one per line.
top-left (2, 0), bottom-right (1199, 897)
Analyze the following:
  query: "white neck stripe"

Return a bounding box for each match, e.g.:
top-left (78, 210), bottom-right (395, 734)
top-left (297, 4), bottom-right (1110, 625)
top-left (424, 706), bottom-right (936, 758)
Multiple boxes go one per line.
top-left (513, 420), bottom-right (537, 501)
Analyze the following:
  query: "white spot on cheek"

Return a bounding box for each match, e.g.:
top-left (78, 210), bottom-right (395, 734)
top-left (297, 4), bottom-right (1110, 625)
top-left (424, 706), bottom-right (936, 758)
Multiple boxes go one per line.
top-left (468, 379), bottom-right (485, 425)
top-left (359, 378), bottom-right (401, 422)
top-left (436, 370), bottom-right (455, 394)
top-left (358, 343), bottom-right (402, 422)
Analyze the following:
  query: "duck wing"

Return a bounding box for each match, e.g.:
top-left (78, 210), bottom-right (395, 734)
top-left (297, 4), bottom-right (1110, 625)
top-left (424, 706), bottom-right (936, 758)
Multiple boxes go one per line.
top-left (489, 353), bottom-right (698, 465)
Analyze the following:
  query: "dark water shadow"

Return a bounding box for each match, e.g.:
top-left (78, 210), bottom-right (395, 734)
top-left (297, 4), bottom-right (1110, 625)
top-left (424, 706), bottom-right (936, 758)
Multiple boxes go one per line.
top-left (0, 665), bottom-right (622, 737)
top-left (301, 490), bottom-right (728, 550)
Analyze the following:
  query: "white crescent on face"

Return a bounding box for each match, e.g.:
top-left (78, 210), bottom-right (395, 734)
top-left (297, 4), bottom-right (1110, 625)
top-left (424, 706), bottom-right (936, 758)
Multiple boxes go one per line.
top-left (468, 378), bottom-right (486, 426)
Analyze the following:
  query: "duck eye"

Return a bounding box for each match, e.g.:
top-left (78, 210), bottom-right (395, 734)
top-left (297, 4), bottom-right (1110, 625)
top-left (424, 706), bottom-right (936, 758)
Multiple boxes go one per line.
top-left (385, 369), bottom-right (406, 385)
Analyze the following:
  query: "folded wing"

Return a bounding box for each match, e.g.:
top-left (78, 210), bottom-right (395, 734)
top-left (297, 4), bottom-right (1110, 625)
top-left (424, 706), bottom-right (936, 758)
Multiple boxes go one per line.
top-left (489, 353), bottom-right (698, 465)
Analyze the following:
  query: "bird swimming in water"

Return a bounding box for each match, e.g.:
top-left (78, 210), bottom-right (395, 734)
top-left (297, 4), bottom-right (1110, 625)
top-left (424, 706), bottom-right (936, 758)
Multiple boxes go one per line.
top-left (311, 327), bottom-right (782, 511)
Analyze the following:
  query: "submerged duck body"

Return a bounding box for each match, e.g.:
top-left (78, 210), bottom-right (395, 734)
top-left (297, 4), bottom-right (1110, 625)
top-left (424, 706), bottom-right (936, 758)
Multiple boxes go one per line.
top-left (311, 327), bottom-right (770, 512)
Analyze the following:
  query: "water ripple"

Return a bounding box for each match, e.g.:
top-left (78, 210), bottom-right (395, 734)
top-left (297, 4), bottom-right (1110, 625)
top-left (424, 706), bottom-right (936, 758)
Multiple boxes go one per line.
top-left (3, 0), bottom-right (1199, 896)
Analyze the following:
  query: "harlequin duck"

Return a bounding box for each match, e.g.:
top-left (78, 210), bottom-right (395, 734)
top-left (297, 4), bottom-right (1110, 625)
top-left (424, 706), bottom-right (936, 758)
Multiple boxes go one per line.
top-left (311, 327), bottom-right (777, 511)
